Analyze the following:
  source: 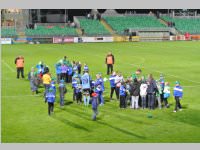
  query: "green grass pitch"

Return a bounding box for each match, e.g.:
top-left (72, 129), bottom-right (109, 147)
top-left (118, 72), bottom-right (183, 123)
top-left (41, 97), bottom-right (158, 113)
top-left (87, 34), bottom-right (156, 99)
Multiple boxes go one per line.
top-left (1, 41), bottom-right (200, 143)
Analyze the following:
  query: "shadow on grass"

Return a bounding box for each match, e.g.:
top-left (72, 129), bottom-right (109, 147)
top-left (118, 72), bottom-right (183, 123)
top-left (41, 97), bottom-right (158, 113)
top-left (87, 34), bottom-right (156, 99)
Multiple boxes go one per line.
top-left (96, 120), bottom-right (146, 139)
top-left (64, 107), bottom-right (146, 139)
top-left (52, 115), bottom-right (91, 132)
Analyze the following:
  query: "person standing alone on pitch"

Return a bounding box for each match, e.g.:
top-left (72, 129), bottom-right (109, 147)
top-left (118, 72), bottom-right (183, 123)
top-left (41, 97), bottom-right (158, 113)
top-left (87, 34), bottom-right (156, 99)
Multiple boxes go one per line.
top-left (15, 56), bottom-right (25, 79)
top-left (105, 52), bottom-right (115, 75)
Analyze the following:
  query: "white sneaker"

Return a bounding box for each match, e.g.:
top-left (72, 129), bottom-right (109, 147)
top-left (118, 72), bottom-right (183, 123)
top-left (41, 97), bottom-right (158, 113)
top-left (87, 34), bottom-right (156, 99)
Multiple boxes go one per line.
top-left (173, 110), bottom-right (177, 113)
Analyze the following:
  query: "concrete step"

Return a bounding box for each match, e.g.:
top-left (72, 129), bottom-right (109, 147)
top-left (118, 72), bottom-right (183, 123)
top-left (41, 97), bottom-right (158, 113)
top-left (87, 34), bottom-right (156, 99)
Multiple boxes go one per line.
top-left (100, 19), bottom-right (117, 35)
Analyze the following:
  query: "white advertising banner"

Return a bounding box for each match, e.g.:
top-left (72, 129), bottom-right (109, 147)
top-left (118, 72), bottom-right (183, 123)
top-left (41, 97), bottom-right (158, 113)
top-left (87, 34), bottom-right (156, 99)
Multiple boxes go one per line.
top-left (74, 37), bottom-right (113, 43)
top-left (0, 38), bottom-right (12, 44)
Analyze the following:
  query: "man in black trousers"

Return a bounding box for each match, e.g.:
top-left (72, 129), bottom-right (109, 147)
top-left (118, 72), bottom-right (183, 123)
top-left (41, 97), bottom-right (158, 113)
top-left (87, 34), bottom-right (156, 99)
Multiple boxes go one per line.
top-left (105, 52), bottom-right (115, 75)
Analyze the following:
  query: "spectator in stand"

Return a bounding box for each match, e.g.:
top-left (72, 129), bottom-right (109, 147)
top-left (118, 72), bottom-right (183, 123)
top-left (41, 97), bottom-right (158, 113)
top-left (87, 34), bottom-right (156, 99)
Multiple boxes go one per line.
top-left (15, 55), bottom-right (25, 79)
top-left (105, 52), bottom-right (115, 75)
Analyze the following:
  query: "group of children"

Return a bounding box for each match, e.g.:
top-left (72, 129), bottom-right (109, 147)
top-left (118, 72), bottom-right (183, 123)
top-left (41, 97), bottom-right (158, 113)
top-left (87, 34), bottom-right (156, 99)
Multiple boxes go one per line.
top-left (28, 56), bottom-right (183, 120)
top-left (108, 69), bottom-right (183, 113)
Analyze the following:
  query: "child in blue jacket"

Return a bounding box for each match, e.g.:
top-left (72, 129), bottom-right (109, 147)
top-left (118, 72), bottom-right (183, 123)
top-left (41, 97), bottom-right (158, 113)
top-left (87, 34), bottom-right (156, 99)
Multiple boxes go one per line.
top-left (45, 88), bottom-right (56, 116)
top-left (109, 71), bottom-right (117, 101)
top-left (91, 92), bottom-right (99, 121)
top-left (173, 81), bottom-right (183, 112)
top-left (119, 82), bottom-right (127, 108)
top-left (94, 73), bottom-right (104, 106)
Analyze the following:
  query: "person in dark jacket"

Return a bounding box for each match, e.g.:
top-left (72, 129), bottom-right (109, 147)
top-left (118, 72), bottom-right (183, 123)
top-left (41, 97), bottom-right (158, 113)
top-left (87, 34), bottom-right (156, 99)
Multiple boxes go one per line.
top-left (59, 79), bottom-right (67, 107)
top-left (105, 52), bottom-right (115, 75)
top-left (130, 78), bottom-right (141, 109)
top-left (147, 74), bottom-right (158, 110)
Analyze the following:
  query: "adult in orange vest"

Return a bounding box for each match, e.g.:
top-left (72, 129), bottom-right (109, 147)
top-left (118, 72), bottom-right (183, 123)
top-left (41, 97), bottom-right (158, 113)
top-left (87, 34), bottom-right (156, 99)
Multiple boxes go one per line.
top-left (15, 56), bottom-right (25, 79)
top-left (105, 52), bottom-right (115, 75)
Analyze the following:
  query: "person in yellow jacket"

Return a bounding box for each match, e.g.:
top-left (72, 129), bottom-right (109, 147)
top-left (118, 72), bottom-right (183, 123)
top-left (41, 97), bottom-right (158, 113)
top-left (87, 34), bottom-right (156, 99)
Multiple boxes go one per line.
top-left (105, 52), bottom-right (115, 75)
top-left (15, 56), bottom-right (25, 79)
top-left (42, 72), bottom-right (51, 98)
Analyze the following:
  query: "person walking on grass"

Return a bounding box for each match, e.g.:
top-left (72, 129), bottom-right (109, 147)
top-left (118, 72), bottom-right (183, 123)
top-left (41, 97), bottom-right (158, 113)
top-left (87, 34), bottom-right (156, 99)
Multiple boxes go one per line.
top-left (105, 52), bottom-right (115, 75)
top-left (15, 55), bottom-right (25, 79)
top-left (173, 81), bottom-right (183, 113)
top-left (45, 88), bottom-right (56, 116)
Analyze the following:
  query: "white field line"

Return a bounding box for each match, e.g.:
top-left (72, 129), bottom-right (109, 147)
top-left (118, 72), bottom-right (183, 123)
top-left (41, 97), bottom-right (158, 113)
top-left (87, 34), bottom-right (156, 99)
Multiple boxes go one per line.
top-left (1, 59), bottom-right (15, 72)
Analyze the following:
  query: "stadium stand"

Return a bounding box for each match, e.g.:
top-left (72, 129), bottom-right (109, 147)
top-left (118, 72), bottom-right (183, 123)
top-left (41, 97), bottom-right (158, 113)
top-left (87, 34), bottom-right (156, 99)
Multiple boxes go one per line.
top-left (103, 15), bottom-right (166, 34)
top-left (25, 25), bottom-right (78, 37)
top-left (1, 27), bottom-right (17, 37)
top-left (78, 18), bottom-right (110, 35)
top-left (161, 16), bottom-right (200, 34)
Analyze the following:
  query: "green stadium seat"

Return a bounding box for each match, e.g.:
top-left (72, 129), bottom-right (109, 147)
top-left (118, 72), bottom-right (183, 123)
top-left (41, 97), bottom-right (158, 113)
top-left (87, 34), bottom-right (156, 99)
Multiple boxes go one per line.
top-left (79, 18), bottom-right (110, 35)
top-left (103, 16), bottom-right (166, 34)
top-left (161, 16), bottom-right (200, 34)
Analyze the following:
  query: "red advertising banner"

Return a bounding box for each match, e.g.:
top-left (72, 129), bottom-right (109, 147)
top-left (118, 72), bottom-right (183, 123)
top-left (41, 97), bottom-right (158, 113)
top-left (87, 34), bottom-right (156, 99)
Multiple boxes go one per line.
top-left (63, 37), bottom-right (74, 43)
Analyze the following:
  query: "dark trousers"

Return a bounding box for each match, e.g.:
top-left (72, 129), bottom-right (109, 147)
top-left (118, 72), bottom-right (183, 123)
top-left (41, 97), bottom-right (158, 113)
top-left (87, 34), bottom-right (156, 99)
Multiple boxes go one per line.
top-left (76, 92), bottom-right (82, 103)
top-left (141, 96), bottom-right (146, 109)
top-left (92, 108), bottom-right (98, 120)
top-left (61, 73), bottom-right (66, 81)
top-left (107, 64), bottom-right (113, 75)
top-left (115, 87), bottom-right (120, 100)
top-left (120, 95), bottom-right (126, 108)
top-left (174, 96), bottom-right (182, 111)
top-left (17, 67), bottom-right (24, 78)
top-left (163, 98), bottom-right (169, 107)
top-left (48, 102), bottom-right (54, 115)
top-left (110, 87), bottom-right (118, 99)
top-left (148, 94), bottom-right (155, 109)
top-left (57, 74), bottom-right (61, 84)
top-left (67, 75), bottom-right (72, 83)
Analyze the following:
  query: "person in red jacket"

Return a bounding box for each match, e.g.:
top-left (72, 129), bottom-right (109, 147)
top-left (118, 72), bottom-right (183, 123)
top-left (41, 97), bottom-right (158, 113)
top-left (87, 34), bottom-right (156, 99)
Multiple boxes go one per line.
top-left (105, 52), bottom-right (115, 75)
top-left (15, 55), bottom-right (25, 79)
